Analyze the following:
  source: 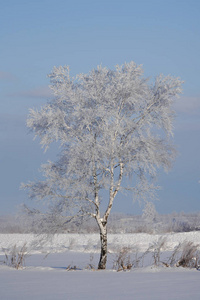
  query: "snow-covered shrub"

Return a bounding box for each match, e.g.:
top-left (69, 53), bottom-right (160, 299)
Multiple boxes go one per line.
top-left (113, 247), bottom-right (133, 271)
top-left (1, 243), bottom-right (29, 269)
top-left (176, 241), bottom-right (200, 268)
top-left (85, 254), bottom-right (95, 270)
top-left (149, 237), bottom-right (168, 267)
top-left (165, 241), bottom-right (200, 269)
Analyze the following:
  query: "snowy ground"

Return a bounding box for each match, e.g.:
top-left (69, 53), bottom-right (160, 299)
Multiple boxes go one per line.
top-left (0, 232), bottom-right (200, 299)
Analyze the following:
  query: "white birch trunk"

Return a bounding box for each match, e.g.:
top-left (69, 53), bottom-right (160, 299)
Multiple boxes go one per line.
top-left (96, 162), bottom-right (124, 269)
top-left (97, 221), bottom-right (107, 269)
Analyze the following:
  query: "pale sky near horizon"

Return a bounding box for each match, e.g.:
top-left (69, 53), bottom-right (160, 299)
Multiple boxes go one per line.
top-left (0, 0), bottom-right (200, 215)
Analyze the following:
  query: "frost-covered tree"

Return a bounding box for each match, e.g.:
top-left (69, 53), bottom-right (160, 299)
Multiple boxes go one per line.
top-left (22, 62), bottom-right (183, 269)
top-left (142, 202), bottom-right (157, 222)
top-left (142, 201), bottom-right (158, 232)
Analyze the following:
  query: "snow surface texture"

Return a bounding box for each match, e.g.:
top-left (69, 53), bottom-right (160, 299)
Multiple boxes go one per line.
top-left (0, 232), bottom-right (200, 300)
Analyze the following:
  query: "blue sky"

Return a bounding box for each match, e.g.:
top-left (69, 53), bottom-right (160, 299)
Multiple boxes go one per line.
top-left (0, 0), bottom-right (200, 215)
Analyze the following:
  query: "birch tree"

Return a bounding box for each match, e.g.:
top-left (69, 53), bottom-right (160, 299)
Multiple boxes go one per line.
top-left (23, 62), bottom-right (183, 269)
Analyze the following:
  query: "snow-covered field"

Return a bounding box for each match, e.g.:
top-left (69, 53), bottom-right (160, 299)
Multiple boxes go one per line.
top-left (1, 231), bottom-right (200, 253)
top-left (0, 232), bottom-right (200, 299)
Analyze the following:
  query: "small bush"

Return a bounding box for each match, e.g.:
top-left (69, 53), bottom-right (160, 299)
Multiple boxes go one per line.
top-left (85, 254), bottom-right (95, 270)
top-left (1, 243), bottom-right (29, 269)
top-left (176, 241), bottom-right (200, 268)
top-left (113, 247), bottom-right (133, 271)
top-left (150, 237), bottom-right (167, 267)
top-left (66, 264), bottom-right (77, 271)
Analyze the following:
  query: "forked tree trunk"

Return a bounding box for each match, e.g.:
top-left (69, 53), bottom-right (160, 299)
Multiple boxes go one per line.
top-left (98, 222), bottom-right (107, 269)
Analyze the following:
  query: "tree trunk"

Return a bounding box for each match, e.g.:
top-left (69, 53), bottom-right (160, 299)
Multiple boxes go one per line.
top-left (98, 223), bottom-right (107, 269)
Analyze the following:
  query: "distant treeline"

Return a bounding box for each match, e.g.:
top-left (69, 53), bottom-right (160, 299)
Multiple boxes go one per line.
top-left (1, 211), bottom-right (200, 234)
